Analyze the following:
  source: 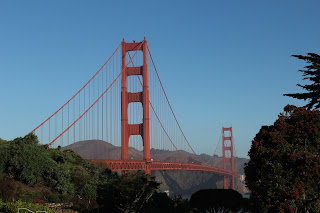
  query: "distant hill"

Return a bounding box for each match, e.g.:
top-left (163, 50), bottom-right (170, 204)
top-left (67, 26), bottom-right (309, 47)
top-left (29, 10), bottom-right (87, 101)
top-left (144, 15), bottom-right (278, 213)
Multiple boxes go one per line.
top-left (63, 140), bottom-right (249, 197)
top-left (63, 140), bottom-right (123, 160)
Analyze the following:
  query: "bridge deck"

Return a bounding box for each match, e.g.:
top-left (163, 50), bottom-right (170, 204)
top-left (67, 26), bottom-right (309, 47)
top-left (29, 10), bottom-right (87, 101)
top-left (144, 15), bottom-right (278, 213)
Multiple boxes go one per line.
top-left (88, 159), bottom-right (240, 177)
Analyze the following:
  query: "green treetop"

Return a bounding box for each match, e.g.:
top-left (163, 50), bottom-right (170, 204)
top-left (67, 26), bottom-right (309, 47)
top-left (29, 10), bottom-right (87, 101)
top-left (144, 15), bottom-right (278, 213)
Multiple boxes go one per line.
top-left (284, 53), bottom-right (320, 109)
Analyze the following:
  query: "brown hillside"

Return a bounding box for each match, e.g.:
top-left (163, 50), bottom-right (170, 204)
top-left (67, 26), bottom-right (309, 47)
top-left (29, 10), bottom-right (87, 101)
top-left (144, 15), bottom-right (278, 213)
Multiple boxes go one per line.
top-left (64, 140), bottom-right (249, 197)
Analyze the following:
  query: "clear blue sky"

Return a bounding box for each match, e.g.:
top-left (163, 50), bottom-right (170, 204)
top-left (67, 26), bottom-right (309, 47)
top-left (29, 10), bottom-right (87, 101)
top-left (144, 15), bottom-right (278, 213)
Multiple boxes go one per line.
top-left (1, 0), bottom-right (319, 158)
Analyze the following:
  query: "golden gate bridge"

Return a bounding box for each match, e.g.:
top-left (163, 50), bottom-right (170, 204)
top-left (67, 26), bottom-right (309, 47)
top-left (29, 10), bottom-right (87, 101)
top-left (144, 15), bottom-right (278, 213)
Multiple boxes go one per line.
top-left (29, 38), bottom-right (239, 189)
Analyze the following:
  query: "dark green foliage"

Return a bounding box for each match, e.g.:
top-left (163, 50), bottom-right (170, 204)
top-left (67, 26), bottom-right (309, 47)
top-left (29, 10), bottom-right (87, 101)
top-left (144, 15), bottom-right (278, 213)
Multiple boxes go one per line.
top-left (142, 193), bottom-right (191, 213)
top-left (0, 133), bottom-right (169, 212)
top-left (18, 190), bottom-right (41, 202)
top-left (47, 193), bottom-right (60, 203)
top-left (46, 149), bottom-right (101, 198)
top-left (0, 137), bottom-right (6, 177)
top-left (0, 134), bottom-right (103, 206)
top-left (51, 163), bottom-right (75, 194)
top-left (79, 184), bottom-right (97, 201)
top-left (97, 171), bottom-right (160, 213)
top-left (1, 133), bottom-right (248, 212)
top-left (171, 195), bottom-right (192, 212)
top-left (2, 134), bottom-right (54, 186)
top-left (0, 200), bottom-right (56, 213)
top-left (284, 53), bottom-right (320, 109)
top-left (190, 188), bottom-right (244, 213)
top-left (245, 105), bottom-right (320, 212)
top-left (144, 192), bottom-right (174, 213)
top-left (0, 142), bottom-right (8, 178)
top-left (19, 133), bottom-right (39, 145)
top-left (60, 193), bottom-right (72, 202)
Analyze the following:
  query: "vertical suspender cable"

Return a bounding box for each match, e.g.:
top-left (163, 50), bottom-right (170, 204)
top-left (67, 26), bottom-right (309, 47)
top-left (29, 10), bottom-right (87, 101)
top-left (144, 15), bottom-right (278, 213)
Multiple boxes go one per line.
top-left (106, 65), bottom-right (108, 160)
top-left (61, 108), bottom-right (63, 148)
top-left (68, 102), bottom-right (69, 148)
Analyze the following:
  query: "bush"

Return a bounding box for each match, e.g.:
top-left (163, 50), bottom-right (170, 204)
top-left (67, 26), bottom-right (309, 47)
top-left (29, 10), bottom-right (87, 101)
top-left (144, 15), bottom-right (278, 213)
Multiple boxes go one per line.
top-left (79, 184), bottom-right (97, 200)
top-left (0, 141), bottom-right (10, 178)
top-left (47, 193), bottom-right (60, 203)
top-left (0, 199), bottom-right (5, 211)
top-left (60, 194), bottom-right (72, 202)
top-left (4, 134), bottom-right (55, 186)
top-left (52, 164), bottom-right (75, 194)
top-left (190, 189), bottom-right (243, 212)
top-left (18, 190), bottom-right (41, 202)
top-left (0, 134), bottom-right (168, 212)
top-left (0, 200), bottom-right (55, 213)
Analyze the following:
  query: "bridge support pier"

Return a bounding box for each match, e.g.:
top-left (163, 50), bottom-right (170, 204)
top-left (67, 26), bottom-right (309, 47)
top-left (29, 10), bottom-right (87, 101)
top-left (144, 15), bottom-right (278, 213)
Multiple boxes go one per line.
top-left (121, 38), bottom-right (151, 174)
top-left (222, 127), bottom-right (235, 190)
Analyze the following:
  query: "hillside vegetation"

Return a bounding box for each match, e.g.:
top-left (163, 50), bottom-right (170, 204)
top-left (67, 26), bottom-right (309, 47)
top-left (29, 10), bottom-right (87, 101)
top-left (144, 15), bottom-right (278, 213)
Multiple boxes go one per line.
top-left (0, 134), bottom-right (201, 212)
top-left (0, 134), bottom-right (159, 212)
top-left (0, 134), bottom-right (250, 212)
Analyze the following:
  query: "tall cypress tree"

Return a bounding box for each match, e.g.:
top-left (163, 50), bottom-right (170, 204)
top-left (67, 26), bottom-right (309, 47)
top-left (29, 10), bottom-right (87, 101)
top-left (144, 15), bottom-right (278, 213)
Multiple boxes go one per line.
top-left (284, 53), bottom-right (320, 109)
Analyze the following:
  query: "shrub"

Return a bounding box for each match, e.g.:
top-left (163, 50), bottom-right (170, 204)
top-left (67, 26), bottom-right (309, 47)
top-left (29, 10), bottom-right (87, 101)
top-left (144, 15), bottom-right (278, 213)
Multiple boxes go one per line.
top-left (47, 193), bottom-right (60, 203)
top-left (60, 194), bottom-right (72, 202)
top-left (4, 134), bottom-right (54, 186)
top-left (1, 200), bottom-right (55, 213)
top-left (79, 184), bottom-right (97, 200)
top-left (18, 190), bottom-right (41, 202)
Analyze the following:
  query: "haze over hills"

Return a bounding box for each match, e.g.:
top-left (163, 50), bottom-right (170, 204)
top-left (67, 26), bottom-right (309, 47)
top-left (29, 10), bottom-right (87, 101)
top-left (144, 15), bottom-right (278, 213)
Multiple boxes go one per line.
top-left (63, 140), bottom-right (249, 197)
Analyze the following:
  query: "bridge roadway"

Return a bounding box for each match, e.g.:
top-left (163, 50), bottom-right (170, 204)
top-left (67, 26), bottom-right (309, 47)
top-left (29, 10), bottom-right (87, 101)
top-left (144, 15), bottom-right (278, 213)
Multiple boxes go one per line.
top-left (88, 159), bottom-right (240, 177)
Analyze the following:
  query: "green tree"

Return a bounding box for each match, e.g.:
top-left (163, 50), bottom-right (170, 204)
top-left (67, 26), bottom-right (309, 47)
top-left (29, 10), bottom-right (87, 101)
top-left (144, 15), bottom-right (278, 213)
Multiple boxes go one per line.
top-left (284, 53), bottom-right (320, 109)
top-left (98, 171), bottom-right (160, 213)
top-left (1, 134), bottom-right (171, 212)
top-left (4, 134), bottom-right (54, 186)
top-left (245, 105), bottom-right (320, 212)
top-left (143, 193), bottom-right (191, 213)
top-left (190, 189), bottom-right (244, 213)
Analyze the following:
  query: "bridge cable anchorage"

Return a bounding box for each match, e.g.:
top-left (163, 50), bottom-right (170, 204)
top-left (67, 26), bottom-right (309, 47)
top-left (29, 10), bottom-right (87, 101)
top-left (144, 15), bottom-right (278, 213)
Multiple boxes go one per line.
top-left (48, 42), bottom-right (143, 146)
